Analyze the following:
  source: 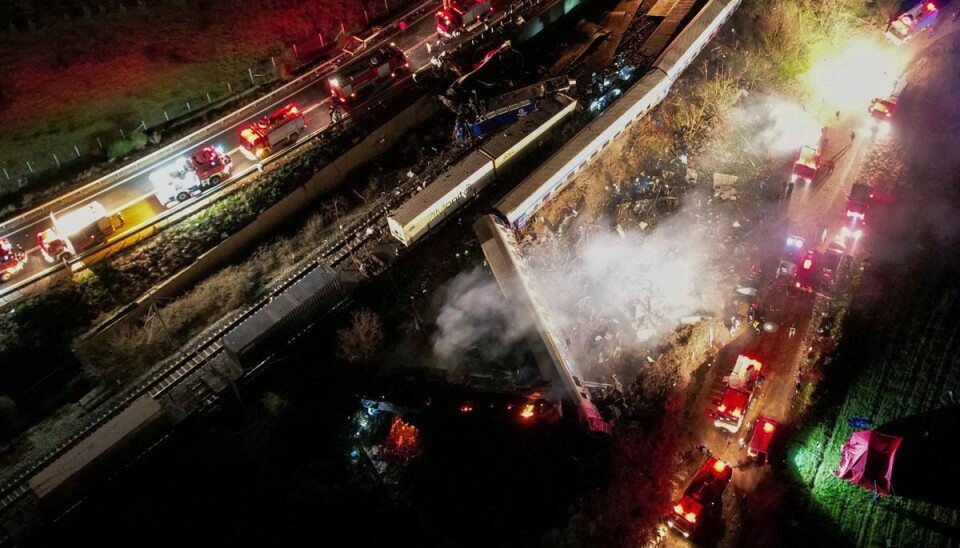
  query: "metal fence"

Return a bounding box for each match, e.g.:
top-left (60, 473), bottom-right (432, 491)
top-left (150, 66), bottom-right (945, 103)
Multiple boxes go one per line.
top-left (0, 0), bottom-right (414, 200)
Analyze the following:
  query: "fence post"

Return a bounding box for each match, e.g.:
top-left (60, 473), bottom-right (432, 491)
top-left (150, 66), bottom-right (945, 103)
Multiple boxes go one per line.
top-left (2, 167), bottom-right (8, 180)
top-left (249, 67), bottom-right (255, 84)
top-left (384, 0), bottom-right (388, 12)
top-left (186, 101), bottom-right (191, 112)
top-left (74, 145), bottom-right (81, 158)
top-left (271, 56), bottom-right (276, 67)
top-left (26, 161), bottom-right (33, 174)
top-left (97, 137), bottom-right (103, 149)
top-left (292, 44), bottom-right (298, 59)
top-left (319, 31), bottom-right (324, 47)
top-left (53, 153), bottom-right (60, 168)
top-left (364, 9), bottom-right (369, 24)
top-left (227, 82), bottom-right (232, 94)
top-left (120, 129), bottom-right (125, 139)
top-left (341, 21), bottom-right (345, 35)
top-left (164, 110), bottom-right (170, 121)
top-left (206, 92), bottom-right (211, 104)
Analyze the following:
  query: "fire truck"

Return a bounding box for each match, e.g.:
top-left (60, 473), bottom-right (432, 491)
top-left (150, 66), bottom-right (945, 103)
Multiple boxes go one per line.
top-left (791, 249), bottom-right (820, 293)
top-left (746, 417), bottom-right (780, 464)
top-left (37, 202), bottom-right (121, 263)
top-left (886, 2), bottom-right (938, 45)
top-left (665, 456), bottom-right (733, 538)
top-left (328, 45), bottom-right (408, 104)
top-left (845, 183), bottom-right (873, 228)
top-left (436, 0), bottom-right (493, 38)
top-left (0, 238), bottom-right (27, 282)
top-left (150, 146), bottom-right (232, 207)
top-left (790, 144), bottom-right (821, 185)
top-left (777, 236), bottom-right (805, 279)
top-left (711, 354), bottom-right (763, 433)
top-left (239, 103), bottom-right (306, 159)
top-left (868, 96), bottom-right (898, 133)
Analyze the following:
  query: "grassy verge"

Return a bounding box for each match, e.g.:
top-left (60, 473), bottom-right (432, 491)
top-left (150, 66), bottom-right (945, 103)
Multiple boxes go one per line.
top-left (0, 0), bottom-right (413, 204)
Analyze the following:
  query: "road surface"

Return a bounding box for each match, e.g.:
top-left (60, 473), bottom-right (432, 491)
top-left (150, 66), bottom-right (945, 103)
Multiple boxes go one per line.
top-left (0, 6), bottom-right (443, 299)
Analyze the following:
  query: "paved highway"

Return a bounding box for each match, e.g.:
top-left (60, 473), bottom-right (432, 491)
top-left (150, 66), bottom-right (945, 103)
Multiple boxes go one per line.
top-left (0, 4), bottom-right (444, 301)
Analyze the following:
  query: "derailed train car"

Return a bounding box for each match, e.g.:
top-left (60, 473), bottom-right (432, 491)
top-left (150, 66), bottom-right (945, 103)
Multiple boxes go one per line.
top-left (387, 94), bottom-right (577, 246)
top-left (495, 0), bottom-right (742, 229)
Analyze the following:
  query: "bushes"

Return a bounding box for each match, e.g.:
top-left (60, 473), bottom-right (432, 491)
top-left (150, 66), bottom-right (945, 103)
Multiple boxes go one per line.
top-left (106, 131), bottom-right (148, 159)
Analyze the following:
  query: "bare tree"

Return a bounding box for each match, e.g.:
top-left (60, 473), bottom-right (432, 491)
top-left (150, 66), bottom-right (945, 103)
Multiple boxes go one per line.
top-left (337, 308), bottom-right (384, 363)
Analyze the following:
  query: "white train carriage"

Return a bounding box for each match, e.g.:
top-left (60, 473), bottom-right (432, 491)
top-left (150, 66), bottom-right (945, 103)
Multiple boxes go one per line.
top-left (387, 95), bottom-right (576, 246)
top-left (653, 0), bottom-right (741, 81)
top-left (495, 0), bottom-right (741, 230)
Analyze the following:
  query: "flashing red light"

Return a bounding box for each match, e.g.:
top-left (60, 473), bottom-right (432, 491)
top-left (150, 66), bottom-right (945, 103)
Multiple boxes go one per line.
top-left (286, 104), bottom-right (300, 115)
top-left (927, 2), bottom-right (936, 11)
top-left (718, 404), bottom-right (727, 412)
top-left (802, 258), bottom-right (813, 270)
top-left (685, 511), bottom-right (697, 523)
top-left (713, 460), bottom-right (727, 473)
top-left (763, 421), bottom-right (776, 434)
top-left (673, 504), bottom-right (684, 515)
top-left (240, 128), bottom-right (258, 145)
top-left (459, 403), bottom-right (474, 413)
top-left (732, 407), bottom-right (742, 417)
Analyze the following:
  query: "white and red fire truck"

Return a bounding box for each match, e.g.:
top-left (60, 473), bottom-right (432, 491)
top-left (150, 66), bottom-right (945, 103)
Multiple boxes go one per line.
top-left (436, 0), bottom-right (493, 38)
top-left (665, 456), bottom-right (732, 539)
top-left (790, 144), bottom-right (821, 186)
top-left (791, 248), bottom-right (820, 293)
top-left (37, 202), bottom-right (121, 263)
top-left (746, 417), bottom-right (780, 464)
top-left (0, 238), bottom-right (27, 282)
top-left (711, 354), bottom-right (763, 433)
top-left (239, 103), bottom-right (307, 159)
top-left (328, 45), bottom-right (408, 103)
top-left (150, 146), bottom-right (232, 207)
top-left (886, 2), bottom-right (938, 45)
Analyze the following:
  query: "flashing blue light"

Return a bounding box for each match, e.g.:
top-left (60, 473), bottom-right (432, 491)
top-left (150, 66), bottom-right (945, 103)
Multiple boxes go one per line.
top-left (350, 449), bottom-right (360, 459)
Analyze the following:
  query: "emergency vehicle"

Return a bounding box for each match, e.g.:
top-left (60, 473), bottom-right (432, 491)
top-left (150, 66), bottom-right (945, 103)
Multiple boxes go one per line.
top-left (777, 236), bottom-right (805, 279)
top-left (150, 146), bottom-right (232, 207)
top-left (0, 238), bottom-right (27, 282)
top-left (886, 2), bottom-right (938, 45)
top-left (746, 417), bottom-right (780, 464)
top-left (818, 241), bottom-right (847, 290)
top-left (790, 144), bottom-right (821, 185)
top-left (37, 202), bottom-right (120, 263)
top-left (328, 45), bottom-right (408, 103)
top-left (845, 183), bottom-right (873, 228)
top-left (868, 96), bottom-right (898, 133)
top-left (436, 0), bottom-right (493, 38)
top-left (712, 354), bottom-right (763, 433)
top-left (792, 249), bottom-right (820, 293)
top-left (239, 103), bottom-right (306, 159)
top-left (665, 456), bottom-right (733, 538)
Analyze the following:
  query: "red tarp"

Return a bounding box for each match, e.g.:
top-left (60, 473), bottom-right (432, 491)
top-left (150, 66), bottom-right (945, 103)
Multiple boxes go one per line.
top-left (835, 430), bottom-right (903, 494)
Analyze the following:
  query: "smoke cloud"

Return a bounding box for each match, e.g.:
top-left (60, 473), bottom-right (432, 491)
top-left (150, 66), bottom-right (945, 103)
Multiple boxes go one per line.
top-left (729, 94), bottom-right (823, 156)
top-left (431, 268), bottom-right (535, 368)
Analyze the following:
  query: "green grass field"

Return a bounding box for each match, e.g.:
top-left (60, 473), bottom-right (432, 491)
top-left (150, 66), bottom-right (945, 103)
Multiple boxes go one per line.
top-left (0, 0), bottom-right (403, 190)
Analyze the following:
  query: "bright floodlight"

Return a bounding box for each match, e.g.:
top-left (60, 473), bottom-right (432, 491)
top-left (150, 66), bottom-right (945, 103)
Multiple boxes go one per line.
top-left (806, 37), bottom-right (909, 114)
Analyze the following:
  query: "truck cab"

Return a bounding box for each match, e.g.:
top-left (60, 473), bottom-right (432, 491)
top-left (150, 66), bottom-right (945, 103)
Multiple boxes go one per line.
top-left (38, 202), bottom-right (119, 263)
top-left (747, 417), bottom-right (780, 464)
top-left (868, 96), bottom-right (898, 134)
top-left (792, 249), bottom-right (820, 293)
top-left (777, 236), bottom-right (805, 279)
top-left (239, 103), bottom-right (306, 159)
top-left (712, 355), bottom-right (763, 433)
top-left (665, 457), bottom-right (733, 538)
top-left (845, 183), bottom-right (873, 228)
top-left (151, 146), bottom-right (232, 207)
top-left (790, 145), bottom-right (820, 185)
top-left (329, 45), bottom-right (408, 103)
top-left (0, 238), bottom-right (27, 282)
top-left (886, 2), bottom-right (938, 45)
top-left (436, 0), bottom-right (493, 38)
top-left (818, 241), bottom-right (846, 289)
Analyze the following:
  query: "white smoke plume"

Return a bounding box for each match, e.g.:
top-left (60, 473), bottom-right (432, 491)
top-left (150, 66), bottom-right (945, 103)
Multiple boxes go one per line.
top-left (431, 268), bottom-right (535, 368)
top-left (730, 94), bottom-right (824, 155)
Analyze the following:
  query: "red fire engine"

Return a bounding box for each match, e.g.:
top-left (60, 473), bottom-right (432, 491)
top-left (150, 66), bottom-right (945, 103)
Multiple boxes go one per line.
top-left (792, 249), bottom-right (820, 293)
top-left (665, 456), bottom-right (732, 538)
top-left (239, 103), bottom-right (307, 159)
top-left (150, 146), bottom-right (232, 206)
top-left (328, 45), bottom-right (408, 103)
top-left (0, 237), bottom-right (27, 282)
top-left (712, 355), bottom-right (763, 433)
top-left (436, 0), bottom-right (493, 38)
top-left (747, 417), bottom-right (780, 464)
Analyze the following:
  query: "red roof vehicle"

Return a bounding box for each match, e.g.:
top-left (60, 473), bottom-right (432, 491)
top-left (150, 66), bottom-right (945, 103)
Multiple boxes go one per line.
top-left (747, 417), bottom-right (780, 464)
top-left (665, 456), bottom-right (733, 538)
top-left (436, 0), bottom-right (493, 38)
top-left (239, 103), bottom-right (306, 159)
top-left (0, 237), bottom-right (27, 282)
top-left (328, 45), bottom-right (408, 103)
top-left (712, 355), bottom-right (763, 433)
